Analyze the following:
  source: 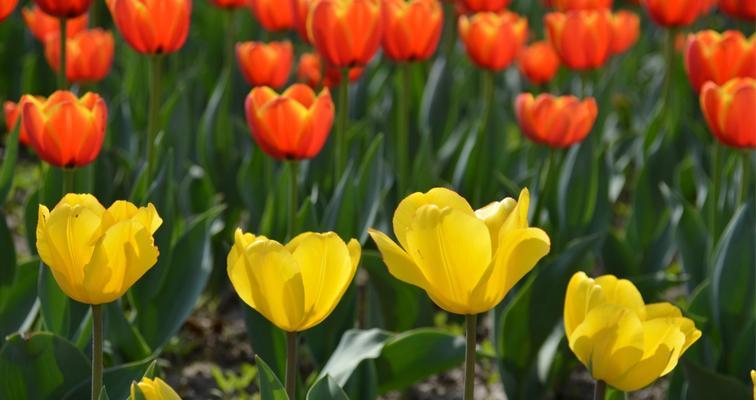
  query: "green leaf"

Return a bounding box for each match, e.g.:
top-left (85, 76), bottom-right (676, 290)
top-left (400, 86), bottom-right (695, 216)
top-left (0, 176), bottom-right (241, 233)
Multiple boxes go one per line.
top-left (105, 302), bottom-right (152, 361)
top-left (255, 355), bottom-right (288, 400)
top-left (244, 308), bottom-right (287, 380)
top-left (307, 375), bottom-right (349, 400)
top-left (0, 259), bottom-right (39, 340)
top-left (0, 118), bottom-right (20, 203)
top-left (0, 211), bottom-right (16, 285)
top-left (97, 387), bottom-right (110, 400)
top-left (318, 329), bottom-right (391, 387)
top-left (37, 265), bottom-right (89, 340)
top-left (0, 332), bottom-right (90, 400)
top-left (62, 357), bottom-right (157, 400)
top-left (683, 361), bottom-right (751, 400)
top-left (375, 328), bottom-right (465, 394)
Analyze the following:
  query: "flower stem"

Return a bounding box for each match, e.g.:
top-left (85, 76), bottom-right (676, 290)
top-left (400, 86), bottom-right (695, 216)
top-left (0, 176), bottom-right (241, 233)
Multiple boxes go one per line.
top-left (285, 331), bottom-right (298, 400)
top-left (740, 151), bottom-right (751, 204)
top-left (593, 380), bottom-right (606, 400)
top-left (334, 68), bottom-right (349, 184)
top-left (532, 148), bottom-right (557, 225)
top-left (287, 161), bottom-right (299, 240)
top-left (146, 55), bottom-right (163, 180)
top-left (710, 143), bottom-right (722, 237)
top-left (91, 304), bottom-right (103, 400)
top-left (63, 167), bottom-right (75, 195)
top-left (473, 71), bottom-right (495, 203)
top-left (57, 17), bottom-right (67, 89)
top-left (464, 314), bottom-right (477, 400)
top-left (396, 62), bottom-right (412, 195)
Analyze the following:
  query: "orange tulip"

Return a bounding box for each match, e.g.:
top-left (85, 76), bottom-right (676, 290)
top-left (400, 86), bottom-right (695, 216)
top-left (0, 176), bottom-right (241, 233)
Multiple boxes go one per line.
top-left (382, 0), bottom-right (443, 62)
top-left (515, 93), bottom-right (598, 148)
top-left (21, 91), bottom-right (107, 167)
top-left (518, 41), bottom-right (560, 85)
top-left (236, 41), bottom-right (293, 88)
top-left (210, 0), bottom-right (246, 8)
top-left (719, 0), bottom-right (756, 20)
top-left (545, 10), bottom-right (612, 70)
top-left (245, 84), bottom-right (334, 160)
top-left (700, 78), bottom-right (756, 149)
top-left (292, 0), bottom-right (313, 42)
top-left (3, 96), bottom-right (39, 146)
top-left (296, 52), bottom-right (364, 88)
top-left (109, 0), bottom-right (192, 55)
top-left (609, 11), bottom-right (639, 55)
top-left (250, 0), bottom-right (295, 32)
top-left (33, 0), bottom-right (91, 18)
top-left (0, 0), bottom-right (17, 21)
top-left (547, 0), bottom-right (611, 11)
top-left (309, 0), bottom-right (383, 68)
top-left (458, 11), bottom-right (528, 71)
top-left (23, 5), bottom-right (88, 42)
top-left (684, 30), bottom-right (756, 94)
top-left (642, 0), bottom-right (708, 27)
top-left (456, 0), bottom-right (510, 13)
top-left (44, 29), bottom-right (115, 84)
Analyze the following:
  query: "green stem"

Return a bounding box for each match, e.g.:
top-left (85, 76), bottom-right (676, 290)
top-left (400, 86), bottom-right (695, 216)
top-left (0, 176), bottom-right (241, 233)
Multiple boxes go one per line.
top-left (396, 63), bottom-right (412, 195)
top-left (463, 314), bottom-right (477, 400)
top-left (91, 305), bottom-right (103, 400)
top-left (334, 68), bottom-right (349, 184)
top-left (593, 380), bottom-right (606, 400)
top-left (710, 144), bottom-right (722, 236)
top-left (146, 55), bottom-right (163, 180)
top-left (441, 0), bottom-right (457, 58)
top-left (473, 71), bottom-right (495, 203)
top-left (532, 148), bottom-right (557, 225)
top-left (62, 168), bottom-right (75, 195)
top-left (57, 17), bottom-right (67, 89)
top-left (740, 151), bottom-right (751, 204)
top-left (287, 161), bottom-right (299, 240)
top-left (663, 28), bottom-right (677, 140)
top-left (285, 331), bottom-right (298, 400)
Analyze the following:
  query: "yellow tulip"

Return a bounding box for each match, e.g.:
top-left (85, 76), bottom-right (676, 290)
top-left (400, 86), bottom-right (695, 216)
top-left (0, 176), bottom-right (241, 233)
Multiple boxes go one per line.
top-left (564, 272), bottom-right (702, 392)
top-left (130, 377), bottom-right (181, 400)
top-left (36, 193), bottom-right (162, 305)
top-left (368, 187), bottom-right (551, 315)
top-left (227, 229), bottom-right (361, 332)
top-left (752, 370), bottom-right (755, 400)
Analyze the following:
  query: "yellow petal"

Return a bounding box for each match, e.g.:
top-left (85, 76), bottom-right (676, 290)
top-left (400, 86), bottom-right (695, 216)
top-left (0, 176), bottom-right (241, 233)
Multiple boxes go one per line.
top-left (393, 187), bottom-right (474, 250)
top-left (644, 302), bottom-right (682, 319)
top-left (475, 196), bottom-right (517, 253)
top-left (498, 188), bottom-right (532, 234)
top-left (405, 205), bottom-right (492, 314)
top-left (134, 377), bottom-right (182, 400)
top-left (56, 193), bottom-right (106, 216)
top-left (347, 238), bottom-right (361, 270)
top-left (595, 275), bottom-right (646, 320)
top-left (288, 232), bottom-right (359, 330)
top-left (368, 228), bottom-right (428, 289)
top-left (226, 229), bottom-right (261, 310)
top-left (564, 272), bottom-right (607, 339)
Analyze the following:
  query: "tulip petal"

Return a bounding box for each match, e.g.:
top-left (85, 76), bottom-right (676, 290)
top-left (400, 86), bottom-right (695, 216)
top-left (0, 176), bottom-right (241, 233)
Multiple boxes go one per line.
top-left (564, 271), bottom-right (606, 338)
top-left (594, 275), bottom-right (646, 320)
top-left (368, 228), bottom-right (427, 289)
top-left (393, 187), bottom-right (475, 250)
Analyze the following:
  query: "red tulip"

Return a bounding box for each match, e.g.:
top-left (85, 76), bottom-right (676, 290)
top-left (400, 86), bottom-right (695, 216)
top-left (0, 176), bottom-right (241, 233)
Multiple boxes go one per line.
top-left (518, 41), bottom-right (560, 85)
top-left (23, 5), bottom-right (88, 42)
top-left (292, 0), bottom-right (313, 42)
top-left (44, 29), bottom-right (115, 84)
top-left (642, 0), bottom-right (708, 27)
top-left (296, 52), bottom-right (364, 88)
top-left (21, 91), bottom-right (107, 167)
top-left (109, 0), bottom-right (192, 55)
top-left (3, 96), bottom-right (40, 146)
top-left (309, 0), bottom-right (383, 68)
top-left (210, 0), bottom-right (246, 8)
top-left (458, 11), bottom-right (528, 71)
top-left (515, 93), bottom-right (598, 148)
top-left (33, 0), bottom-right (91, 18)
top-left (609, 11), bottom-right (640, 55)
top-left (456, 0), bottom-right (510, 13)
top-left (547, 0), bottom-right (612, 11)
top-left (545, 10), bottom-right (612, 70)
top-left (250, 0), bottom-right (295, 32)
top-left (0, 0), bottom-right (17, 21)
top-left (685, 30), bottom-right (756, 93)
top-left (245, 84), bottom-right (335, 160)
top-left (700, 78), bottom-right (756, 149)
top-left (236, 41), bottom-right (293, 88)
top-left (719, 0), bottom-right (756, 20)
top-left (382, 0), bottom-right (443, 62)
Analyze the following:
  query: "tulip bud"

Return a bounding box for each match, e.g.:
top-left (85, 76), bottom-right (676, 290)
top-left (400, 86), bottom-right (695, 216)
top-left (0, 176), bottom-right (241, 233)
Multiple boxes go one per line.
top-left (292, 0), bottom-right (314, 42)
top-left (700, 78), bottom-right (756, 149)
top-left (44, 29), bottom-right (115, 84)
top-left (130, 377), bottom-right (181, 400)
top-left (609, 11), bottom-right (640, 55)
top-left (33, 0), bottom-right (91, 18)
top-left (308, 0), bottom-right (383, 68)
top-left (250, 0), bottom-right (295, 32)
top-left (209, 0), bottom-right (246, 8)
top-left (641, 0), bottom-right (709, 27)
top-left (515, 93), bottom-right (598, 148)
top-left (518, 41), bottom-right (560, 85)
top-left (547, 0), bottom-right (611, 11)
top-left (23, 5), bottom-right (88, 42)
top-left (382, 0), bottom-right (443, 62)
top-left (545, 10), bottom-right (613, 70)
top-left (4, 96), bottom-right (39, 146)
top-left (719, 0), bottom-right (756, 20)
top-left (458, 11), bottom-right (528, 71)
top-left (684, 30), bottom-right (756, 93)
top-left (109, 0), bottom-right (192, 55)
top-left (0, 0), bottom-right (17, 21)
top-left (236, 41), bottom-right (294, 88)
top-left (456, 0), bottom-right (510, 13)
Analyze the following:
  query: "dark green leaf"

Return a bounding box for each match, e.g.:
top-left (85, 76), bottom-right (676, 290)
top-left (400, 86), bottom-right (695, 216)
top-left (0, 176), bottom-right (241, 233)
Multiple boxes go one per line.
top-left (318, 329), bottom-right (391, 387)
top-left (0, 119), bottom-right (20, 203)
top-left (0, 260), bottom-right (39, 339)
top-left (307, 375), bottom-right (349, 400)
top-left (256, 355), bottom-right (288, 400)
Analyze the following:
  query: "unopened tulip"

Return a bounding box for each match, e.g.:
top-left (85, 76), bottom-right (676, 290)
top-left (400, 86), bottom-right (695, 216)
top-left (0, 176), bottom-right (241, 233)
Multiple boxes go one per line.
top-left (250, 0), bottom-right (295, 31)
top-left (515, 93), bottom-right (597, 148)
top-left (292, 0), bottom-right (313, 42)
top-left (130, 377), bottom-right (181, 400)
top-left (228, 229), bottom-right (360, 332)
top-left (109, 0), bottom-right (192, 54)
top-left (518, 41), bottom-right (560, 85)
top-left (44, 29), bottom-right (115, 84)
top-left (23, 5), bottom-right (88, 41)
top-left (4, 96), bottom-right (38, 146)
top-left (0, 0), bottom-right (17, 21)
top-left (369, 187), bottom-right (550, 315)
top-left (610, 11), bottom-right (639, 55)
top-left (545, 10), bottom-right (612, 70)
top-left (245, 84), bottom-right (334, 160)
top-left (236, 41), bottom-right (293, 88)
top-left (308, 0), bottom-right (383, 68)
top-left (458, 11), bottom-right (528, 71)
top-left (457, 0), bottom-right (510, 12)
top-left (209, 0), bottom-right (246, 8)
top-left (547, 0), bottom-right (611, 11)
top-left (33, 0), bottom-right (91, 18)
top-left (719, 0), bottom-right (756, 20)
top-left (564, 272), bottom-right (701, 391)
top-left (642, 0), bottom-right (708, 27)
top-left (684, 30), bottom-right (756, 93)
top-left (382, 0), bottom-right (443, 62)
top-left (37, 194), bottom-right (162, 305)
top-left (700, 78), bottom-right (756, 149)
top-left (21, 91), bottom-right (107, 167)
top-left (296, 52), bottom-right (364, 88)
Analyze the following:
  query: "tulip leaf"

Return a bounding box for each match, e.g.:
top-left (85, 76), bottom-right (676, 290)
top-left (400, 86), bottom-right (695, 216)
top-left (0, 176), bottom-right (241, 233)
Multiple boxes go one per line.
top-left (0, 212), bottom-right (17, 285)
top-left (255, 355), bottom-right (288, 400)
top-left (105, 302), bottom-right (152, 361)
top-left (97, 387), bottom-right (110, 400)
top-left (0, 332), bottom-right (90, 400)
top-left (683, 361), bottom-right (751, 400)
top-left (0, 119), bottom-right (20, 203)
top-left (0, 259), bottom-right (39, 340)
top-left (307, 375), bottom-right (349, 400)
top-left (244, 308), bottom-right (287, 379)
top-left (62, 357), bottom-right (157, 400)
top-left (318, 329), bottom-right (391, 387)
